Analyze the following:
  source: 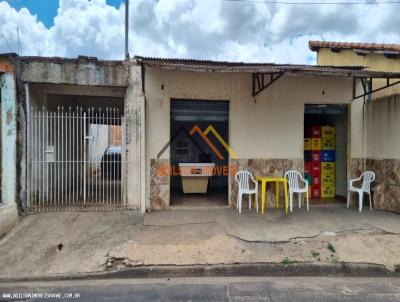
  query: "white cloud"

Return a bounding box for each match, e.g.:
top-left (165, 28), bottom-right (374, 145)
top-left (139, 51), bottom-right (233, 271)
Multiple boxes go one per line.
top-left (180, 0), bottom-right (225, 34)
top-left (0, 1), bottom-right (54, 56)
top-left (0, 0), bottom-right (400, 63)
top-left (51, 0), bottom-right (125, 58)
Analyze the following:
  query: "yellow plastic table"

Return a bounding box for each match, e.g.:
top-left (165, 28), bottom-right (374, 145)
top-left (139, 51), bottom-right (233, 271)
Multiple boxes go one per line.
top-left (256, 177), bottom-right (289, 214)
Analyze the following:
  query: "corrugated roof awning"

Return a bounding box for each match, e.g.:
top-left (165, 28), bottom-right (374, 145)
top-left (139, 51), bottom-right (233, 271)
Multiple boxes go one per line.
top-left (135, 56), bottom-right (400, 79)
top-left (135, 56), bottom-right (400, 99)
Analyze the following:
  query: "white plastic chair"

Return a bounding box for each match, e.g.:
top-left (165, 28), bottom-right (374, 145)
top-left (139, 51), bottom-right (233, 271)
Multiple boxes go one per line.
top-left (234, 171), bottom-right (258, 214)
top-left (347, 171), bottom-right (375, 212)
top-left (284, 170), bottom-right (309, 212)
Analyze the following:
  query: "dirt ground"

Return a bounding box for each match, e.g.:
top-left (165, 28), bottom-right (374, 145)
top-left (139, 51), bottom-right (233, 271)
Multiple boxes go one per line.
top-left (1, 205), bottom-right (400, 279)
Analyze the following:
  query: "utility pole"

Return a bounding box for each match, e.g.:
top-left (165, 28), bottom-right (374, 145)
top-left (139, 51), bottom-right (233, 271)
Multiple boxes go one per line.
top-left (125, 0), bottom-right (129, 59)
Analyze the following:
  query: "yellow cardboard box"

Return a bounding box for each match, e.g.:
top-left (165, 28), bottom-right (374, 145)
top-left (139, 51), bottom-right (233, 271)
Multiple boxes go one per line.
top-left (322, 126), bottom-right (335, 138)
top-left (322, 137), bottom-right (335, 150)
top-left (321, 185), bottom-right (335, 198)
top-left (304, 138), bottom-right (312, 151)
top-left (311, 138), bottom-right (321, 150)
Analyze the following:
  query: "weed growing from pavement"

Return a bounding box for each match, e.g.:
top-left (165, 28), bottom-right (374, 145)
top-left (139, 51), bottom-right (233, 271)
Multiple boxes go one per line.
top-left (100, 264), bottom-right (110, 271)
top-left (281, 257), bottom-right (296, 268)
top-left (311, 250), bottom-right (321, 261)
top-left (327, 243), bottom-right (336, 253)
top-left (395, 264), bottom-right (400, 273)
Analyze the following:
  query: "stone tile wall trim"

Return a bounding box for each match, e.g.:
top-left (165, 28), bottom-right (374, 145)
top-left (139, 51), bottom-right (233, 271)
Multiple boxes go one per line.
top-left (351, 158), bottom-right (400, 213)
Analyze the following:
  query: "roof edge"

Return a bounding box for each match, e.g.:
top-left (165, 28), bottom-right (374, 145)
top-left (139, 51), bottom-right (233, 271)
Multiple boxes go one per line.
top-left (135, 56), bottom-right (400, 78)
top-left (134, 55), bottom-right (366, 69)
top-left (0, 53), bottom-right (18, 59)
top-left (309, 40), bottom-right (400, 53)
top-left (18, 55), bottom-right (125, 65)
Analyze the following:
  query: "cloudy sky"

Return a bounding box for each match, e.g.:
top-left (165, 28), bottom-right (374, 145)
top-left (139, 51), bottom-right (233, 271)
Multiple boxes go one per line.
top-left (0, 0), bottom-right (399, 64)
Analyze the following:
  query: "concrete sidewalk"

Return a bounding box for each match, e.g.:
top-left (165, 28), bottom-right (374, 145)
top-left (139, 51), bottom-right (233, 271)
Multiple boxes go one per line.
top-left (0, 205), bottom-right (400, 280)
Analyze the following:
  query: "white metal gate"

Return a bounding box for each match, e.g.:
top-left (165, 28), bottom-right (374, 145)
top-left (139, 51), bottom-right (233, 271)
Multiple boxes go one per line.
top-left (27, 107), bottom-right (127, 211)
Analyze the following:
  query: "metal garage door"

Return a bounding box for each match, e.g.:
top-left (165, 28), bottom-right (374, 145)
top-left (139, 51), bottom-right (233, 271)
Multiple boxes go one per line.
top-left (171, 99), bottom-right (229, 122)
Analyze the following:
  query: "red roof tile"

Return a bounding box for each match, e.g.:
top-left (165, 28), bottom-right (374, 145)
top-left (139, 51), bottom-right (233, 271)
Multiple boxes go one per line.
top-left (309, 41), bottom-right (400, 53)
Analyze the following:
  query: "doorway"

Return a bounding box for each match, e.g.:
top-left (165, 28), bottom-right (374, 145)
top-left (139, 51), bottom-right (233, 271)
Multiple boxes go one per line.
top-left (304, 104), bottom-right (348, 204)
top-left (26, 85), bottom-right (127, 211)
top-left (170, 99), bottom-right (229, 206)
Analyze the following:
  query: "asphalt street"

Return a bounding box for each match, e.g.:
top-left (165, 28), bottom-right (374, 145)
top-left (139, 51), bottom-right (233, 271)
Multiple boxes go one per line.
top-left (1, 276), bottom-right (400, 302)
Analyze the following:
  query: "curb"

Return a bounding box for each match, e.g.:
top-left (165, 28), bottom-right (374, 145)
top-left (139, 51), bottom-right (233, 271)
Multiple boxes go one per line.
top-left (0, 262), bottom-right (398, 283)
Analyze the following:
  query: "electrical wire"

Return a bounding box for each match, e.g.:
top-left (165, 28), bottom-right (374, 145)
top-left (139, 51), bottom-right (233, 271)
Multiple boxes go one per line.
top-left (224, 0), bottom-right (400, 4)
top-left (0, 31), bottom-right (15, 53)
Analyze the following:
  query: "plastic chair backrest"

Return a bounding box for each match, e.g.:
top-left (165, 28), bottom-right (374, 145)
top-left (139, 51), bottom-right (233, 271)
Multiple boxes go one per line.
top-left (235, 171), bottom-right (252, 190)
top-left (284, 170), bottom-right (301, 190)
top-left (361, 171), bottom-right (375, 191)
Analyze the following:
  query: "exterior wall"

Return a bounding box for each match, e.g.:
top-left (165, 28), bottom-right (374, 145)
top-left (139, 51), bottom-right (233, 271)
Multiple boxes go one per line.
top-left (0, 57), bottom-right (14, 73)
top-left (317, 48), bottom-right (400, 212)
top-left (349, 97), bottom-right (366, 205)
top-left (20, 58), bottom-right (128, 87)
top-left (316, 49), bottom-right (400, 97)
top-left (350, 98), bottom-right (365, 159)
top-left (0, 70), bottom-right (18, 237)
top-left (124, 64), bottom-right (145, 211)
top-left (365, 94), bottom-right (400, 159)
top-left (362, 94), bottom-right (400, 213)
top-left (334, 112), bottom-right (348, 196)
top-left (145, 67), bottom-right (357, 210)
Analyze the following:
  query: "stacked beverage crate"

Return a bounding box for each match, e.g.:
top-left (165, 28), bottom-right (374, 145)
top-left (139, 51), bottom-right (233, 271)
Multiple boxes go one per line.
top-left (304, 126), bottom-right (322, 198)
top-left (304, 125), bottom-right (335, 199)
top-left (321, 126), bottom-right (336, 198)
top-left (310, 126), bottom-right (322, 198)
top-left (304, 128), bottom-right (312, 198)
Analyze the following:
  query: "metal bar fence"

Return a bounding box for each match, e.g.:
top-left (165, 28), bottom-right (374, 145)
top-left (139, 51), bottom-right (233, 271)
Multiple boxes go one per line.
top-left (27, 107), bottom-right (128, 211)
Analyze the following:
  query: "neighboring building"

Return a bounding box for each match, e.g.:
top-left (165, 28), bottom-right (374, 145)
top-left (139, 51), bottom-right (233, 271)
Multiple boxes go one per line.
top-left (309, 41), bottom-right (400, 97)
top-left (0, 53), bottom-right (18, 237)
top-left (310, 41), bottom-right (400, 212)
top-left (17, 56), bottom-right (143, 213)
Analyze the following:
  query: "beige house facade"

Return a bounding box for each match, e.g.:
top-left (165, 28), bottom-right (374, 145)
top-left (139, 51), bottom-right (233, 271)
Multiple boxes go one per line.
top-left (138, 57), bottom-right (400, 212)
top-left (1, 53), bottom-right (400, 225)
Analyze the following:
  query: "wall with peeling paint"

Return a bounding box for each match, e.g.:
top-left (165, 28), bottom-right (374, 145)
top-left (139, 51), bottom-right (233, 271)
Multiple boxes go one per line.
top-left (0, 57), bottom-right (15, 73)
top-left (20, 57), bottom-right (128, 87)
top-left (0, 71), bottom-right (18, 237)
top-left (18, 57), bottom-right (145, 211)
